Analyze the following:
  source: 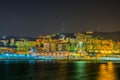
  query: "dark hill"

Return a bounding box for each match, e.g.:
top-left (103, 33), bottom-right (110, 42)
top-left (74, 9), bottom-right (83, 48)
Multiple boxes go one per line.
top-left (92, 31), bottom-right (120, 41)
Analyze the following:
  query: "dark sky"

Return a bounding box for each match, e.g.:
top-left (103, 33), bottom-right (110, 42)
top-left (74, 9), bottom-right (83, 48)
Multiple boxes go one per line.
top-left (0, 0), bottom-right (120, 37)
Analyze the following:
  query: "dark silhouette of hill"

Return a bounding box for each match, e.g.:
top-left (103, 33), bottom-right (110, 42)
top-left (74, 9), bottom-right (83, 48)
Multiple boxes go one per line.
top-left (0, 36), bottom-right (36, 41)
top-left (92, 31), bottom-right (120, 41)
top-left (0, 31), bottom-right (120, 41)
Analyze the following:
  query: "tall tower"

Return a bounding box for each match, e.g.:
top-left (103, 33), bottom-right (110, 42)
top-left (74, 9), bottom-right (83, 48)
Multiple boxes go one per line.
top-left (61, 17), bottom-right (64, 33)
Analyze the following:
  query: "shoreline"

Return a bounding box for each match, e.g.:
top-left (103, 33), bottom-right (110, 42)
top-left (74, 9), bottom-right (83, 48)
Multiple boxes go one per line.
top-left (0, 58), bottom-right (120, 62)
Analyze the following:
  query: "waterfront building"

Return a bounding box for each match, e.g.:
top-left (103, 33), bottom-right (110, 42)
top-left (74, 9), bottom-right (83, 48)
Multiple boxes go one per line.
top-left (0, 47), bottom-right (8, 53)
top-left (0, 32), bottom-right (119, 57)
top-left (43, 43), bottom-right (50, 52)
top-left (0, 40), bottom-right (8, 46)
top-left (15, 39), bottom-right (36, 54)
top-left (10, 38), bottom-right (15, 46)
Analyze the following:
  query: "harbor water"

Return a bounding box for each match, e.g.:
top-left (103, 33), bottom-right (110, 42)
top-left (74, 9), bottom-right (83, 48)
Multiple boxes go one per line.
top-left (0, 60), bottom-right (120, 80)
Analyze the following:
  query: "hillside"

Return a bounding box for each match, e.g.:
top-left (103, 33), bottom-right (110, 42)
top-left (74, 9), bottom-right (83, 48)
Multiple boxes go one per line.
top-left (92, 31), bottom-right (120, 41)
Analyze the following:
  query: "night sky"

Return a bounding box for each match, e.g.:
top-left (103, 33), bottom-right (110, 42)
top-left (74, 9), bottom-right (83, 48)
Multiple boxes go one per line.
top-left (0, 0), bottom-right (120, 37)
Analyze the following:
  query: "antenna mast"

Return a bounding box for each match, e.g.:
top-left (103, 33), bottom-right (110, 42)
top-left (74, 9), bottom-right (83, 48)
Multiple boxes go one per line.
top-left (61, 17), bottom-right (64, 33)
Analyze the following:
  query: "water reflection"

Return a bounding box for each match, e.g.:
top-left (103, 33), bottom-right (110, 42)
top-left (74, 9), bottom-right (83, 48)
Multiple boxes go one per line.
top-left (74, 61), bottom-right (86, 80)
top-left (56, 61), bottom-right (67, 80)
top-left (36, 61), bottom-right (69, 80)
top-left (0, 61), bottom-right (120, 80)
top-left (97, 62), bottom-right (117, 80)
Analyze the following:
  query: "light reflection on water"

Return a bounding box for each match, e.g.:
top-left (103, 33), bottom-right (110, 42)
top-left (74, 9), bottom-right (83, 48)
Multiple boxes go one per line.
top-left (74, 61), bottom-right (87, 80)
top-left (97, 62), bottom-right (117, 80)
top-left (0, 61), bottom-right (120, 80)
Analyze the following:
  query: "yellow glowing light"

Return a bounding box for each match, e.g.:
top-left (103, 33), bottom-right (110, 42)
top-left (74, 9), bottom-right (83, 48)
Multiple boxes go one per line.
top-left (97, 62), bottom-right (116, 80)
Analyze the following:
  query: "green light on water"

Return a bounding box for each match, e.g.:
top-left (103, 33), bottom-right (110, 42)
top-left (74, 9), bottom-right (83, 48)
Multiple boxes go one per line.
top-left (74, 61), bottom-right (86, 79)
